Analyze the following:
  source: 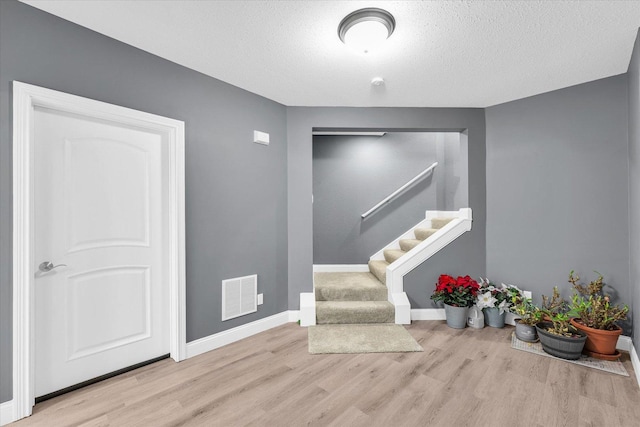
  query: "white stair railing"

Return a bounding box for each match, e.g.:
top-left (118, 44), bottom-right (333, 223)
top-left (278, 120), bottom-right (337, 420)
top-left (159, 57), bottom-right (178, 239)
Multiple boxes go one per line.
top-left (361, 162), bottom-right (438, 219)
top-left (302, 207), bottom-right (473, 326)
top-left (370, 208), bottom-right (473, 324)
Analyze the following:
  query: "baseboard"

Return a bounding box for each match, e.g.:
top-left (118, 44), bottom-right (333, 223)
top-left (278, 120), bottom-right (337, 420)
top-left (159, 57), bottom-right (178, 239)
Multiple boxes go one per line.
top-left (185, 311), bottom-right (295, 359)
top-left (1, 400), bottom-right (15, 426)
top-left (288, 310), bottom-right (300, 323)
top-left (411, 308), bottom-right (446, 320)
top-left (312, 264), bottom-right (369, 273)
top-left (631, 343), bottom-right (640, 389)
top-left (616, 335), bottom-right (633, 352)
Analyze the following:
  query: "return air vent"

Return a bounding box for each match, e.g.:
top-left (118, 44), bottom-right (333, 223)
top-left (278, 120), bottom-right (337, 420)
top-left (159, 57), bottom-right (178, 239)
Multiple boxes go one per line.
top-left (222, 274), bottom-right (257, 321)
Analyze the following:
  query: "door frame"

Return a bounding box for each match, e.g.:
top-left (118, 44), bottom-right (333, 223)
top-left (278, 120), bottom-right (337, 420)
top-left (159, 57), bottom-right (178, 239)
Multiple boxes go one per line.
top-left (11, 81), bottom-right (187, 419)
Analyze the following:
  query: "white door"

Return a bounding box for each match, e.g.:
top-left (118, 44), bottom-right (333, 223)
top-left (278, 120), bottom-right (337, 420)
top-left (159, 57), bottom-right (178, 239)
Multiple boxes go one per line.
top-left (33, 105), bottom-right (168, 398)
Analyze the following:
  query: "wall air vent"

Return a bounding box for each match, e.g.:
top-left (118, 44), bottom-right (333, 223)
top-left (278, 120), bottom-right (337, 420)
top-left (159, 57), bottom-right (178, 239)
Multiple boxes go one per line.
top-left (222, 274), bottom-right (257, 321)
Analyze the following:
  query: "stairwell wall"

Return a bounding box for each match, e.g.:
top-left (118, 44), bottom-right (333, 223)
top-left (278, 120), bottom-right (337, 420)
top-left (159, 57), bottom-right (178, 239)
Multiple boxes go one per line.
top-left (486, 75), bottom-right (632, 335)
top-left (287, 108), bottom-right (486, 310)
top-left (627, 30), bottom-right (640, 353)
top-left (312, 132), bottom-right (466, 264)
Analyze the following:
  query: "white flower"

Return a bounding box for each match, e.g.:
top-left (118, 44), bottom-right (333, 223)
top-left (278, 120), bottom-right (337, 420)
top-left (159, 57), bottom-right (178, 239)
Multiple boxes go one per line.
top-left (476, 291), bottom-right (497, 309)
top-left (498, 299), bottom-right (510, 315)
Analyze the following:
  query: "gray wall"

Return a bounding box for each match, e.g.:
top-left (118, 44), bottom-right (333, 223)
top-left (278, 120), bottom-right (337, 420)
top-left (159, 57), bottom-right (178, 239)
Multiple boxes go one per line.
top-left (0, 0), bottom-right (288, 403)
top-left (287, 108), bottom-right (486, 310)
top-left (628, 31), bottom-right (640, 353)
top-left (313, 133), bottom-right (439, 264)
top-left (486, 75), bottom-right (632, 334)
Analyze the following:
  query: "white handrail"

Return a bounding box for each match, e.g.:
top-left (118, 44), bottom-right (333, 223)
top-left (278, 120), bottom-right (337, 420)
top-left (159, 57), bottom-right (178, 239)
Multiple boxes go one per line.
top-left (361, 162), bottom-right (438, 219)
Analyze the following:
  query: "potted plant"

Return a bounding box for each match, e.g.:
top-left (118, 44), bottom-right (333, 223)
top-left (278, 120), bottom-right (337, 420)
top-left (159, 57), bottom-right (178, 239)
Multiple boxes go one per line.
top-left (431, 274), bottom-right (479, 329)
top-left (511, 298), bottom-right (542, 342)
top-left (505, 283), bottom-right (526, 325)
top-left (475, 279), bottom-right (519, 328)
top-left (536, 287), bottom-right (587, 360)
top-left (567, 271), bottom-right (629, 360)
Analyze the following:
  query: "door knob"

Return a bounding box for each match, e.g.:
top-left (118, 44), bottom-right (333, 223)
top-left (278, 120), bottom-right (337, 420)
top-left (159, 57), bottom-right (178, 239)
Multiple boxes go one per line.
top-left (38, 261), bottom-right (67, 273)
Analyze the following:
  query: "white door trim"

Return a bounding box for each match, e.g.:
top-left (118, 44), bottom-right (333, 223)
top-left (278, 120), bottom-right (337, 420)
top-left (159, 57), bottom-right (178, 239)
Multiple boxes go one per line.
top-left (11, 81), bottom-right (186, 420)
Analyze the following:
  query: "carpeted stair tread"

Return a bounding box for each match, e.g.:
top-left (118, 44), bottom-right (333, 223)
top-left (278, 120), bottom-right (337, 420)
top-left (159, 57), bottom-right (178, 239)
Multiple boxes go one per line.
top-left (315, 301), bottom-right (395, 324)
top-left (368, 260), bottom-right (388, 284)
top-left (383, 249), bottom-right (406, 264)
top-left (314, 272), bottom-right (388, 301)
top-left (399, 239), bottom-right (422, 251)
top-left (431, 217), bottom-right (454, 229)
top-left (414, 228), bottom-right (439, 240)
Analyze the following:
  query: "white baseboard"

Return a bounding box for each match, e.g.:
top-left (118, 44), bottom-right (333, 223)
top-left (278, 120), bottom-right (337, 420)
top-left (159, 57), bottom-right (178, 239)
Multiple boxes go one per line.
top-left (631, 343), bottom-right (640, 389)
top-left (1, 400), bottom-right (15, 426)
top-left (312, 264), bottom-right (369, 273)
top-left (411, 308), bottom-right (446, 320)
top-left (616, 335), bottom-right (633, 352)
top-left (288, 310), bottom-right (300, 323)
top-left (185, 311), bottom-right (296, 359)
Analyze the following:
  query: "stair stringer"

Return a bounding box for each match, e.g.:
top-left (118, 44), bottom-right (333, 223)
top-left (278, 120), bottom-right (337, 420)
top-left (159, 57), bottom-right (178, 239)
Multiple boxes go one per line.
top-left (371, 208), bottom-right (473, 324)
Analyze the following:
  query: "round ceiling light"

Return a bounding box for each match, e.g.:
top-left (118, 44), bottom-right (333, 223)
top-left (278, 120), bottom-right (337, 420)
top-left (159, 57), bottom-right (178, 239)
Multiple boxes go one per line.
top-left (338, 8), bottom-right (395, 53)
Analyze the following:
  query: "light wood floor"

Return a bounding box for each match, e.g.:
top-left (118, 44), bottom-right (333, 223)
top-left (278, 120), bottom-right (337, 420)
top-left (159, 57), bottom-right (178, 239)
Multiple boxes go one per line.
top-left (12, 321), bottom-right (640, 427)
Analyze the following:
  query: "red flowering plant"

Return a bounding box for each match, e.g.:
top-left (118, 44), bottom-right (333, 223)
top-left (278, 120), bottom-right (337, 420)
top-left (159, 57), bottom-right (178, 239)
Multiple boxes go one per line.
top-left (430, 274), bottom-right (480, 307)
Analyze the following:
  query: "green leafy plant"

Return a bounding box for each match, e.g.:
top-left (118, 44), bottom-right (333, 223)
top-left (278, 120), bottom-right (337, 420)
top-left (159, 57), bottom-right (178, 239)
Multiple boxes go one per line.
top-left (543, 312), bottom-right (575, 337)
top-left (541, 286), bottom-right (568, 316)
top-left (568, 271), bottom-right (628, 331)
top-left (511, 298), bottom-right (542, 326)
top-left (505, 284), bottom-right (525, 309)
top-left (540, 287), bottom-right (576, 337)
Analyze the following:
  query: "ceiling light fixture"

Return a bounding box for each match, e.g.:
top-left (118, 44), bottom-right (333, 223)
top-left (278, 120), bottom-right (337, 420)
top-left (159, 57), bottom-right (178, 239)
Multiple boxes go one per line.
top-left (338, 8), bottom-right (395, 53)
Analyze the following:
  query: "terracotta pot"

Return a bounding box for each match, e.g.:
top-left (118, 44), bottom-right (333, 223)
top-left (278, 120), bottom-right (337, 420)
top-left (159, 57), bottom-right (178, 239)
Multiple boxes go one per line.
top-left (570, 318), bottom-right (622, 359)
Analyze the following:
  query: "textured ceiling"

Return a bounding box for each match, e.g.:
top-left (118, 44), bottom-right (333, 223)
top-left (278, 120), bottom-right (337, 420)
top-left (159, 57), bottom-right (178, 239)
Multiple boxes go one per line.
top-left (20, 0), bottom-right (640, 107)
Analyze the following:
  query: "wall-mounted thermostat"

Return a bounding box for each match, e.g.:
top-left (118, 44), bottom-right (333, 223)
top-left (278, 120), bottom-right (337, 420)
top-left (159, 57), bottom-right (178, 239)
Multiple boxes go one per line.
top-left (254, 130), bottom-right (270, 146)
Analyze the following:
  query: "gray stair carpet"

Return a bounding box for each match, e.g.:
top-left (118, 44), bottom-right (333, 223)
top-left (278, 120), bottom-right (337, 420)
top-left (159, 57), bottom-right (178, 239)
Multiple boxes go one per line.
top-left (310, 217), bottom-right (454, 352)
top-left (368, 260), bottom-right (388, 284)
top-left (314, 272), bottom-right (387, 301)
top-left (373, 217), bottom-right (456, 280)
top-left (314, 270), bottom-right (393, 326)
top-left (399, 238), bottom-right (422, 251)
top-left (315, 301), bottom-right (395, 324)
top-left (308, 324), bottom-right (423, 354)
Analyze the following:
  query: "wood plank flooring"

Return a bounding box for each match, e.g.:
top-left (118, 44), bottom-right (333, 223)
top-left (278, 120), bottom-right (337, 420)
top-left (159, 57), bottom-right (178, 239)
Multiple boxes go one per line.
top-left (12, 321), bottom-right (640, 427)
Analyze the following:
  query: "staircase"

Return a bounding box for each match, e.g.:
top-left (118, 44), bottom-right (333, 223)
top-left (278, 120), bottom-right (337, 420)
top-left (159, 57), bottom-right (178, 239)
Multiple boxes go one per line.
top-left (315, 272), bottom-right (394, 324)
top-left (301, 208), bottom-right (473, 326)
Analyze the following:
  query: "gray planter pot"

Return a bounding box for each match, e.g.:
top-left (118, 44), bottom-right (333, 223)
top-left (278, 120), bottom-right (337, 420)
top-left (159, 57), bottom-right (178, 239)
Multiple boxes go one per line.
top-left (444, 303), bottom-right (468, 329)
top-left (535, 322), bottom-right (587, 360)
top-left (483, 307), bottom-right (506, 328)
top-left (515, 320), bottom-right (538, 342)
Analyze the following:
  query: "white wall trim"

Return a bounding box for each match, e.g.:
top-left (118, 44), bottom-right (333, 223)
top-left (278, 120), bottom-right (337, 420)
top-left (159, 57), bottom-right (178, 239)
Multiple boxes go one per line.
top-left (616, 335), bottom-right (633, 352)
top-left (386, 208), bottom-right (473, 297)
top-left (299, 293), bottom-right (316, 327)
top-left (411, 308), bottom-right (446, 320)
top-left (630, 343), bottom-right (640, 388)
top-left (186, 311), bottom-right (296, 359)
top-left (0, 400), bottom-right (15, 426)
top-left (313, 264), bottom-right (369, 272)
top-left (288, 310), bottom-right (300, 323)
top-left (11, 81), bottom-right (186, 422)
